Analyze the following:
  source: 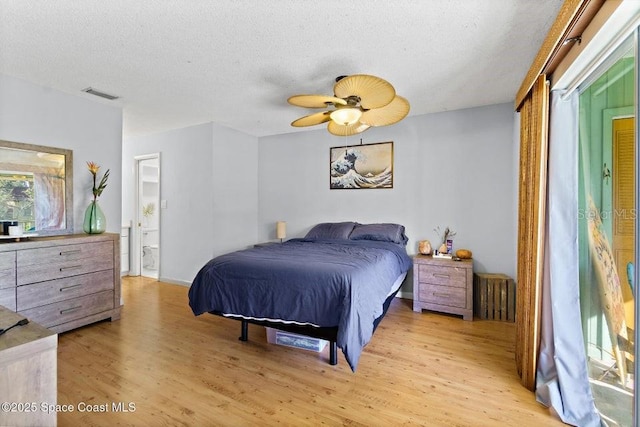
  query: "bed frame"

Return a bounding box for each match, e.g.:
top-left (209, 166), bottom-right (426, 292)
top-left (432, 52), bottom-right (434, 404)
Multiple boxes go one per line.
top-left (210, 286), bottom-right (400, 366)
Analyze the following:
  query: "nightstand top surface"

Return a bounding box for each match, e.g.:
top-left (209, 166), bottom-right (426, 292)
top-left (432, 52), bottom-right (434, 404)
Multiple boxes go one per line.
top-left (413, 254), bottom-right (473, 267)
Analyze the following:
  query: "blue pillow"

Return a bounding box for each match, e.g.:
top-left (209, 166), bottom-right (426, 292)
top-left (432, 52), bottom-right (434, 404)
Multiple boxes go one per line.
top-left (349, 223), bottom-right (408, 246)
top-left (305, 222), bottom-right (357, 240)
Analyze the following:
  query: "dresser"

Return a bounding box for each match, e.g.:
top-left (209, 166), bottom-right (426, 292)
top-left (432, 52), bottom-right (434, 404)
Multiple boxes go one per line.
top-left (413, 255), bottom-right (473, 320)
top-left (0, 306), bottom-right (57, 427)
top-left (0, 233), bottom-right (121, 333)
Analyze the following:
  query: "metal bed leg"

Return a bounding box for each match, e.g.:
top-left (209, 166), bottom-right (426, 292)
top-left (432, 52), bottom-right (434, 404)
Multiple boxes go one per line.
top-left (239, 320), bottom-right (248, 341)
top-left (329, 341), bottom-right (337, 365)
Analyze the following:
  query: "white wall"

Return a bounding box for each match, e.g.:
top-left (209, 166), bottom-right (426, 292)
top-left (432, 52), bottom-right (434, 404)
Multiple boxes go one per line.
top-left (0, 73), bottom-right (517, 295)
top-left (122, 103), bottom-right (517, 291)
top-left (258, 103), bottom-right (517, 289)
top-left (210, 123), bottom-right (259, 256)
top-left (0, 74), bottom-right (123, 233)
top-left (122, 122), bottom-right (259, 285)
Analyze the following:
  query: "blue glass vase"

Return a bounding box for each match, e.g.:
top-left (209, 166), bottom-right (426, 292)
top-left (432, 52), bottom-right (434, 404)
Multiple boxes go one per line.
top-left (83, 200), bottom-right (106, 234)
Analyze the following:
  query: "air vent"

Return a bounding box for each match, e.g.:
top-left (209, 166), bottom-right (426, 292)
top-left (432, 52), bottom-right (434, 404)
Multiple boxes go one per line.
top-left (81, 87), bottom-right (120, 100)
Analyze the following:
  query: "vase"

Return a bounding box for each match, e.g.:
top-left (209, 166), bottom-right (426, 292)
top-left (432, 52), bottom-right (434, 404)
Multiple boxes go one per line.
top-left (83, 200), bottom-right (106, 234)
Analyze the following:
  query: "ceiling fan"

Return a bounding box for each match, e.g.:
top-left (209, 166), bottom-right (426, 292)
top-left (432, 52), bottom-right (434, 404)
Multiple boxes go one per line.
top-left (287, 74), bottom-right (410, 136)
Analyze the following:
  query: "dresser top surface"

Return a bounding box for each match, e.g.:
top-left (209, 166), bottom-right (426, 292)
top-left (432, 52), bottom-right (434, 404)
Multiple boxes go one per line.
top-left (0, 232), bottom-right (118, 252)
top-left (0, 306), bottom-right (56, 352)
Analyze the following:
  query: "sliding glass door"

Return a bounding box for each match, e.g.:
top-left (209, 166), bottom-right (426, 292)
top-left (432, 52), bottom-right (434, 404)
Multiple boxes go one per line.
top-left (578, 33), bottom-right (636, 426)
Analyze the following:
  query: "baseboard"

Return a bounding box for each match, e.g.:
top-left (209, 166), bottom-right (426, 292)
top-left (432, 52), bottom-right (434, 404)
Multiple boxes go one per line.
top-left (396, 290), bottom-right (412, 299)
top-left (158, 276), bottom-right (191, 287)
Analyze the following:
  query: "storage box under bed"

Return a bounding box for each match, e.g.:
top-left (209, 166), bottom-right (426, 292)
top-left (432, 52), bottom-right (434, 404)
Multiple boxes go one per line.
top-left (266, 327), bottom-right (328, 352)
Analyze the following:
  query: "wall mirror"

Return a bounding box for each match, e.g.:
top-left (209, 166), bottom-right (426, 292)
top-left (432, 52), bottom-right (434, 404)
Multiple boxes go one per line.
top-left (0, 139), bottom-right (73, 236)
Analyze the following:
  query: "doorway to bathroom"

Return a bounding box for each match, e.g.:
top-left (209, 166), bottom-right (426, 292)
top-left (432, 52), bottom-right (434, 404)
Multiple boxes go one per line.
top-left (136, 154), bottom-right (160, 279)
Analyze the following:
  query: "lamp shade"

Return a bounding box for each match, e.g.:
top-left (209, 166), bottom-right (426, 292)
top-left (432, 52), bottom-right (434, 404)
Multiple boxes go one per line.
top-left (329, 107), bottom-right (362, 126)
top-left (276, 221), bottom-right (287, 240)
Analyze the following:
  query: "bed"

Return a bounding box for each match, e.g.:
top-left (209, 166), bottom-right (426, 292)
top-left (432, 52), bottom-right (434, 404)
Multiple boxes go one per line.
top-left (188, 222), bottom-right (412, 371)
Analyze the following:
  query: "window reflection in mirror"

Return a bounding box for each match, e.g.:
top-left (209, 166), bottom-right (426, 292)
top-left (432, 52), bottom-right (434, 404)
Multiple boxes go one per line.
top-left (0, 141), bottom-right (73, 235)
top-left (0, 171), bottom-right (35, 231)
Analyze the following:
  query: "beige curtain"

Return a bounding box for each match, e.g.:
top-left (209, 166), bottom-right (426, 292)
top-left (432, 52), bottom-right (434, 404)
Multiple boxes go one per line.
top-left (516, 75), bottom-right (549, 390)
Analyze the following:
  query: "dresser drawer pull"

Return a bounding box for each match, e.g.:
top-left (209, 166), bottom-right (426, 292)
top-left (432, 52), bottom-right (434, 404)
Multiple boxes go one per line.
top-left (60, 305), bottom-right (82, 315)
top-left (59, 249), bottom-right (81, 256)
top-left (432, 292), bottom-right (450, 298)
top-left (60, 284), bottom-right (83, 292)
top-left (59, 265), bottom-right (82, 272)
top-left (434, 274), bottom-right (450, 279)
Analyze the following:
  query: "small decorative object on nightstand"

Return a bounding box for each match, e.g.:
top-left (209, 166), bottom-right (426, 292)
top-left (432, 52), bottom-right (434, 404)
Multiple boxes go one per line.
top-left (413, 254), bottom-right (473, 320)
top-left (418, 240), bottom-right (432, 255)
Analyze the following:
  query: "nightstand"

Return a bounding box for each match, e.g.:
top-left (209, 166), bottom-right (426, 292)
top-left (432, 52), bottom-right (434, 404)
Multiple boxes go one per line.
top-left (413, 254), bottom-right (473, 320)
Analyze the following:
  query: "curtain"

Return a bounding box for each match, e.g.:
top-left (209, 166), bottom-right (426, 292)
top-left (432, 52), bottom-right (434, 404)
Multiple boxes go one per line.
top-left (535, 89), bottom-right (601, 426)
top-left (516, 74), bottom-right (549, 390)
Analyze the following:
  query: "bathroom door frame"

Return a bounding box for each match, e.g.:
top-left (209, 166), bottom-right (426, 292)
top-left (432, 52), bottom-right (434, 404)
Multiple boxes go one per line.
top-left (133, 153), bottom-right (161, 278)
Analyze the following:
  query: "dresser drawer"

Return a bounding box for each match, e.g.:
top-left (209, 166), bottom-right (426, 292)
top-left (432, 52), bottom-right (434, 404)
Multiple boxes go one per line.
top-left (17, 270), bottom-right (114, 311)
top-left (419, 283), bottom-right (467, 308)
top-left (17, 241), bottom-right (113, 268)
top-left (0, 287), bottom-right (16, 311)
top-left (19, 290), bottom-right (114, 328)
top-left (418, 264), bottom-right (466, 288)
top-left (0, 252), bottom-right (16, 289)
top-left (0, 267), bottom-right (16, 290)
top-left (17, 246), bottom-right (114, 286)
top-left (0, 251), bottom-right (15, 268)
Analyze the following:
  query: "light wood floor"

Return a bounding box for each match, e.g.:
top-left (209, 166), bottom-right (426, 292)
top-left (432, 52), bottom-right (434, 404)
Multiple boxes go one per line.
top-left (57, 276), bottom-right (563, 426)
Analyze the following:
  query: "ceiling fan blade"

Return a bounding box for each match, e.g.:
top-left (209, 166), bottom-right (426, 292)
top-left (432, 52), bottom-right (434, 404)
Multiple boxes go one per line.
top-left (288, 95), bottom-right (347, 108)
top-left (327, 120), bottom-right (370, 136)
top-left (334, 74), bottom-right (395, 109)
top-left (291, 111), bottom-right (332, 127)
top-left (360, 96), bottom-right (410, 127)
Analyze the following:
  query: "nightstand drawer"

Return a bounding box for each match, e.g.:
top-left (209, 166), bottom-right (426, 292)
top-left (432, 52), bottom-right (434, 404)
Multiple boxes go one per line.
top-left (418, 264), bottom-right (466, 287)
top-left (420, 284), bottom-right (466, 308)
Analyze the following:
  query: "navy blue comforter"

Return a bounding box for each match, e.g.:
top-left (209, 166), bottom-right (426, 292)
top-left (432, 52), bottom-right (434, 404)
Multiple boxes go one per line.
top-left (188, 238), bottom-right (412, 371)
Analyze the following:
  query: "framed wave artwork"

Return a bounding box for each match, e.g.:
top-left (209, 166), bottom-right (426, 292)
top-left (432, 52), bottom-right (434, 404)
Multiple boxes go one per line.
top-left (329, 141), bottom-right (393, 190)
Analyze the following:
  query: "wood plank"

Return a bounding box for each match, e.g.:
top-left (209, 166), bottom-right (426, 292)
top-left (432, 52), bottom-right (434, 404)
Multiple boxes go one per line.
top-left (508, 280), bottom-right (517, 322)
top-left (55, 277), bottom-right (564, 426)
top-left (487, 277), bottom-right (494, 320)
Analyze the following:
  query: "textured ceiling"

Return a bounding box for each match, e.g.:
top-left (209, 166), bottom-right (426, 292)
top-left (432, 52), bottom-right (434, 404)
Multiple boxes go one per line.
top-left (0, 1), bottom-right (564, 138)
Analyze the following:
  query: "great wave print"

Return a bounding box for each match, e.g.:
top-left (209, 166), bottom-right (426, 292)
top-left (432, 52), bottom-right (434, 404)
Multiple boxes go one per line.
top-left (330, 141), bottom-right (393, 189)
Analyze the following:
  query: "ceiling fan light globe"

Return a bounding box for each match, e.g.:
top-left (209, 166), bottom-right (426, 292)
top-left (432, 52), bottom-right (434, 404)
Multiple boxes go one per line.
top-left (329, 108), bottom-right (362, 126)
